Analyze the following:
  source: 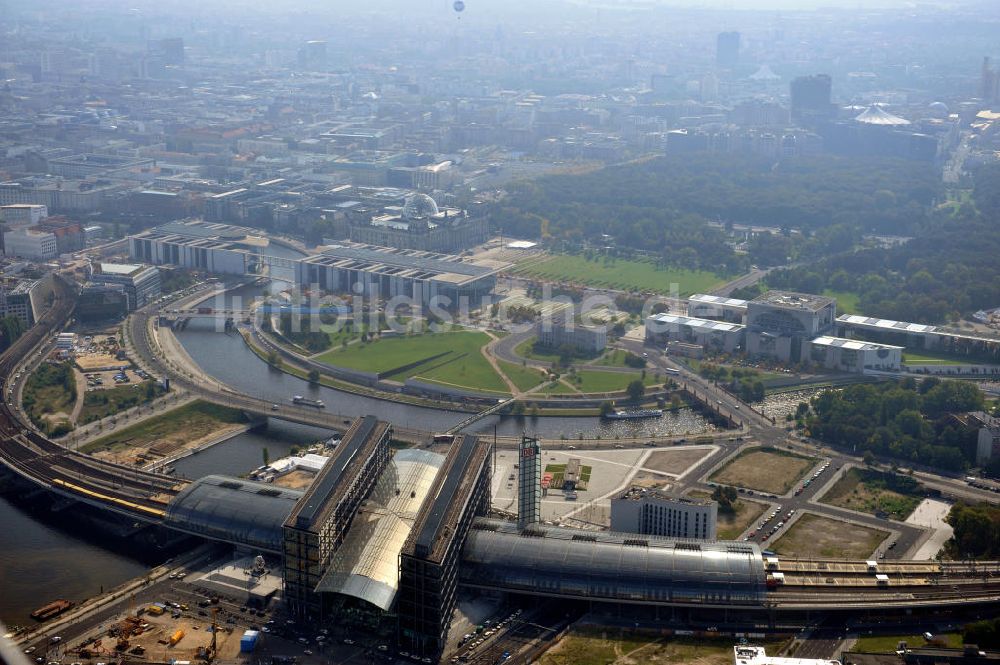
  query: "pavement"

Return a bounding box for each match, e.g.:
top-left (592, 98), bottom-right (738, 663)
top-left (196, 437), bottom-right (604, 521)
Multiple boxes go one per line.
top-left (907, 498), bottom-right (954, 560)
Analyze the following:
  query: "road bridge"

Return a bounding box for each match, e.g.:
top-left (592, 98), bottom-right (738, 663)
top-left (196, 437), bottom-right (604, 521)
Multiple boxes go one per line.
top-left (2, 287), bottom-right (1000, 618)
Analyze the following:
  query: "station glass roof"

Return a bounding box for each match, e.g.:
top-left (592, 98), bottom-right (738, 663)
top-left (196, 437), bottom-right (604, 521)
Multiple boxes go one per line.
top-left (315, 449), bottom-right (445, 610)
top-left (461, 519), bottom-right (766, 606)
top-left (164, 475), bottom-right (303, 553)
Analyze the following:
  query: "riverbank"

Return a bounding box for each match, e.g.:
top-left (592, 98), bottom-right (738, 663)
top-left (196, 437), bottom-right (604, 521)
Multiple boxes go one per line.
top-left (80, 400), bottom-right (254, 466)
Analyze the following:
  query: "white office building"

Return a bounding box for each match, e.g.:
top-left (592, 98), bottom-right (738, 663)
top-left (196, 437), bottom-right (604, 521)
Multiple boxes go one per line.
top-left (687, 294), bottom-right (748, 323)
top-left (746, 291), bottom-right (836, 363)
top-left (806, 336), bottom-right (903, 373)
top-left (610, 487), bottom-right (717, 540)
top-left (90, 262), bottom-right (162, 310)
top-left (645, 313), bottom-right (744, 353)
top-left (0, 204), bottom-right (48, 226)
top-left (3, 228), bottom-right (58, 260)
top-left (537, 321), bottom-right (607, 354)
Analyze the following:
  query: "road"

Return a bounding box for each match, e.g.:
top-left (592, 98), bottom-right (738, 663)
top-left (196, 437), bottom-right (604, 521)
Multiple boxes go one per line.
top-left (711, 267), bottom-right (770, 298)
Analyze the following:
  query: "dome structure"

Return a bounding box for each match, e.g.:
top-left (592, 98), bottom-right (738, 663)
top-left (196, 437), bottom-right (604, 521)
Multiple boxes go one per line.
top-left (854, 103), bottom-right (911, 126)
top-left (402, 193), bottom-right (439, 219)
top-left (928, 101), bottom-right (949, 118)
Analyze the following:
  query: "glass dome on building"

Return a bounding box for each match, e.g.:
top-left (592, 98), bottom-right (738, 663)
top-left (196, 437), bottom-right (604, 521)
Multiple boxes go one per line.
top-left (402, 193), bottom-right (439, 220)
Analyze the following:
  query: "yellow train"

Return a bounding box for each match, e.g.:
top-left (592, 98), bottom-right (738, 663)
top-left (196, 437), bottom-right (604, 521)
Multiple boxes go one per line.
top-left (51, 478), bottom-right (166, 518)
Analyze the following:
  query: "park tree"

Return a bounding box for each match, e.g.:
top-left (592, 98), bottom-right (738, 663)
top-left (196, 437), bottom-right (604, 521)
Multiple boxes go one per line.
top-left (308, 369), bottom-right (320, 384)
top-left (626, 380), bottom-right (645, 403)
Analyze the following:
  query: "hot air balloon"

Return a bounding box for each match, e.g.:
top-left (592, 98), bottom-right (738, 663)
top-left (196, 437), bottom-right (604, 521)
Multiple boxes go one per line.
top-left (453, 0), bottom-right (465, 13)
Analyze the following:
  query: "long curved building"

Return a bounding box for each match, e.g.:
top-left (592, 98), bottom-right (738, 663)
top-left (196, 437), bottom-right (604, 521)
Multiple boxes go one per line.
top-left (461, 519), bottom-right (766, 607)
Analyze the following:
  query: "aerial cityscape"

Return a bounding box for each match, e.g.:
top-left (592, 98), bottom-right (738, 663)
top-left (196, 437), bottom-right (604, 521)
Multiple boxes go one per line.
top-left (1, 1), bottom-right (1000, 664)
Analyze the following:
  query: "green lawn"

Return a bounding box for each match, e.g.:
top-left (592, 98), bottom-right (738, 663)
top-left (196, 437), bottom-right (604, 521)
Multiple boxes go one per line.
top-left (316, 331), bottom-right (508, 393)
top-left (497, 359), bottom-right (547, 392)
top-left (22, 362), bottom-right (77, 434)
top-left (80, 400), bottom-right (247, 455)
top-left (513, 336), bottom-right (602, 365)
top-left (593, 348), bottom-right (648, 368)
top-left (563, 369), bottom-right (657, 394)
top-left (539, 627), bottom-right (788, 665)
top-left (543, 463), bottom-right (592, 489)
top-left (820, 468), bottom-right (924, 520)
top-left (823, 289), bottom-right (861, 315)
top-left (902, 350), bottom-right (975, 365)
top-left (854, 633), bottom-right (963, 653)
top-left (79, 381), bottom-right (166, 425)
top-left (690, 490), bottom-right (768, 540)
top-left (515, 253), bottom-right (725, 296)
top-left (542, 380), bottom-right (581, 395)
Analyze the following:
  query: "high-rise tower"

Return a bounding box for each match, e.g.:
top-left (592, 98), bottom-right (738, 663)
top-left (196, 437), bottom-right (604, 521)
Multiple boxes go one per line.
top-left (517, 435), bottom-right (541, 529)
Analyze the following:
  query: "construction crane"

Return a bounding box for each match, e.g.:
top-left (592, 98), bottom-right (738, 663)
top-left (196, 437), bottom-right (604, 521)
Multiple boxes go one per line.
top-left (115, 596), bottom-right (139, 652)
top-left (198, 607), bottom-right (219, 662)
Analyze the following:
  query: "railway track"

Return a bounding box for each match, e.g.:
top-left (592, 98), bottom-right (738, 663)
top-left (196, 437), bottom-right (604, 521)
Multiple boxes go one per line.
top-left (0, 274), bottom-right (180, 519)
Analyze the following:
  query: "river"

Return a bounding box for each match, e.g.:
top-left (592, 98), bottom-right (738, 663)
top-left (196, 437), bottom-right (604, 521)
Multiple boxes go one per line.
top-left (0, 490), bottom-right (153, 627)
top-left (0, 261), bottom-right (712, 625)
top-left (175, 280), bottom-right (714, 440)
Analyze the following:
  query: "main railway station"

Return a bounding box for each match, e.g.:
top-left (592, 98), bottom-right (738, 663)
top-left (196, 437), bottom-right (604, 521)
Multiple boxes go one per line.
top-left (2, 276), bottom-right (1000, 664)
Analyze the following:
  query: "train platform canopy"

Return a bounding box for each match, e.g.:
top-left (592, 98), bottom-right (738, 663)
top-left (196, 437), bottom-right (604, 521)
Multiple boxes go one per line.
top-left (461, 519), bottom-right (766, 606)
top-left (315, 449), bottom-right (446, 610)
top-left (164, 475), bottom-right (304, 553)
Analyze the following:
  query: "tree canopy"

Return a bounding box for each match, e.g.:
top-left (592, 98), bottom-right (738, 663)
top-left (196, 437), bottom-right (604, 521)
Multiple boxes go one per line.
top-left (807, 378), bottom-right (984, 472)
top-left (766, 163), bottom-right (1000, 323)
top-left (494, 153), bottom-right (939, 273)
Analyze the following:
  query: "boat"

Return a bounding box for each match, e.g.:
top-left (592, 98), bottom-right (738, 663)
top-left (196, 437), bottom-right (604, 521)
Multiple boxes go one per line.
top-left (603, 409), bottom-right (663, 420)
top-left (31, 599), bottom-right (74, 621)
top-left (291, 395), bottom-right (325, 408)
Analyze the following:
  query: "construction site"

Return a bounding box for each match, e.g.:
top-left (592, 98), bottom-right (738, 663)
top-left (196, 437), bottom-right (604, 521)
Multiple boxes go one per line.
top-left (73, 598), bottom-right (243, 664)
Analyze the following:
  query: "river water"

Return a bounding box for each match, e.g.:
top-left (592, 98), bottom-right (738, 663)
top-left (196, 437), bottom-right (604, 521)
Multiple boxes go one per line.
top-left (0, 491), bottom-right (153, 627)
top-left (0, 263), bottom-right (714, 625)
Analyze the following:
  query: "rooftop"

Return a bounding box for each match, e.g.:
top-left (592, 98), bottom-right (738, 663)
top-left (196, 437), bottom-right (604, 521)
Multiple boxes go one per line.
top-left (98, 262), bottom-right (144, 276)
top-left (403, 434), bottom-right (491, 563)
top-left (646, 312), bottom-right (745, 333)
top-left (285, 416), bottom-right (389, 532)
top-left (461, 519), bottom-right (766, 605)
top-left (837, 314), bottom-right (938, 334)
top-left (315, 449), bottom-right (446, 610)
top-left (735, 645), bottom-right (840, 665)
top-left (752, 291), bottom-right (835, 312)
top-left (165, 475), bottom-right (304, 553)
top-left (307, 242), bottom-right (510, 287)
top-left (688, 293), bottom-right (749, 308)
top-left (854, 104), bottom-right (911, 127)
top-left (810, 335), bottom-right (903, 352)
top-left (617, 486), bottom-right (714, 506)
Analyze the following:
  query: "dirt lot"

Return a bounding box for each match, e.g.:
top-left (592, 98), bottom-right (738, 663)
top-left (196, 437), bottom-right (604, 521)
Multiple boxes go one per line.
top-left (116, 612), bottom-right (243, 662)
top-left (772, 513), bottom-right (889, 559)
top-left (709, 448), bottom-right (816, 495)
top-left (642, 448), bottom-right (710, 475)
top-left (82, 400), bottom-right (249, 465)
top-left (273, 469), bottom-right (318, 490)
top-left (688, 490), bottom-right (768, 540)
top-left (629, 471), bottom-right (673, 490)
top-left (820, 468), bottom-right (922, 520)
